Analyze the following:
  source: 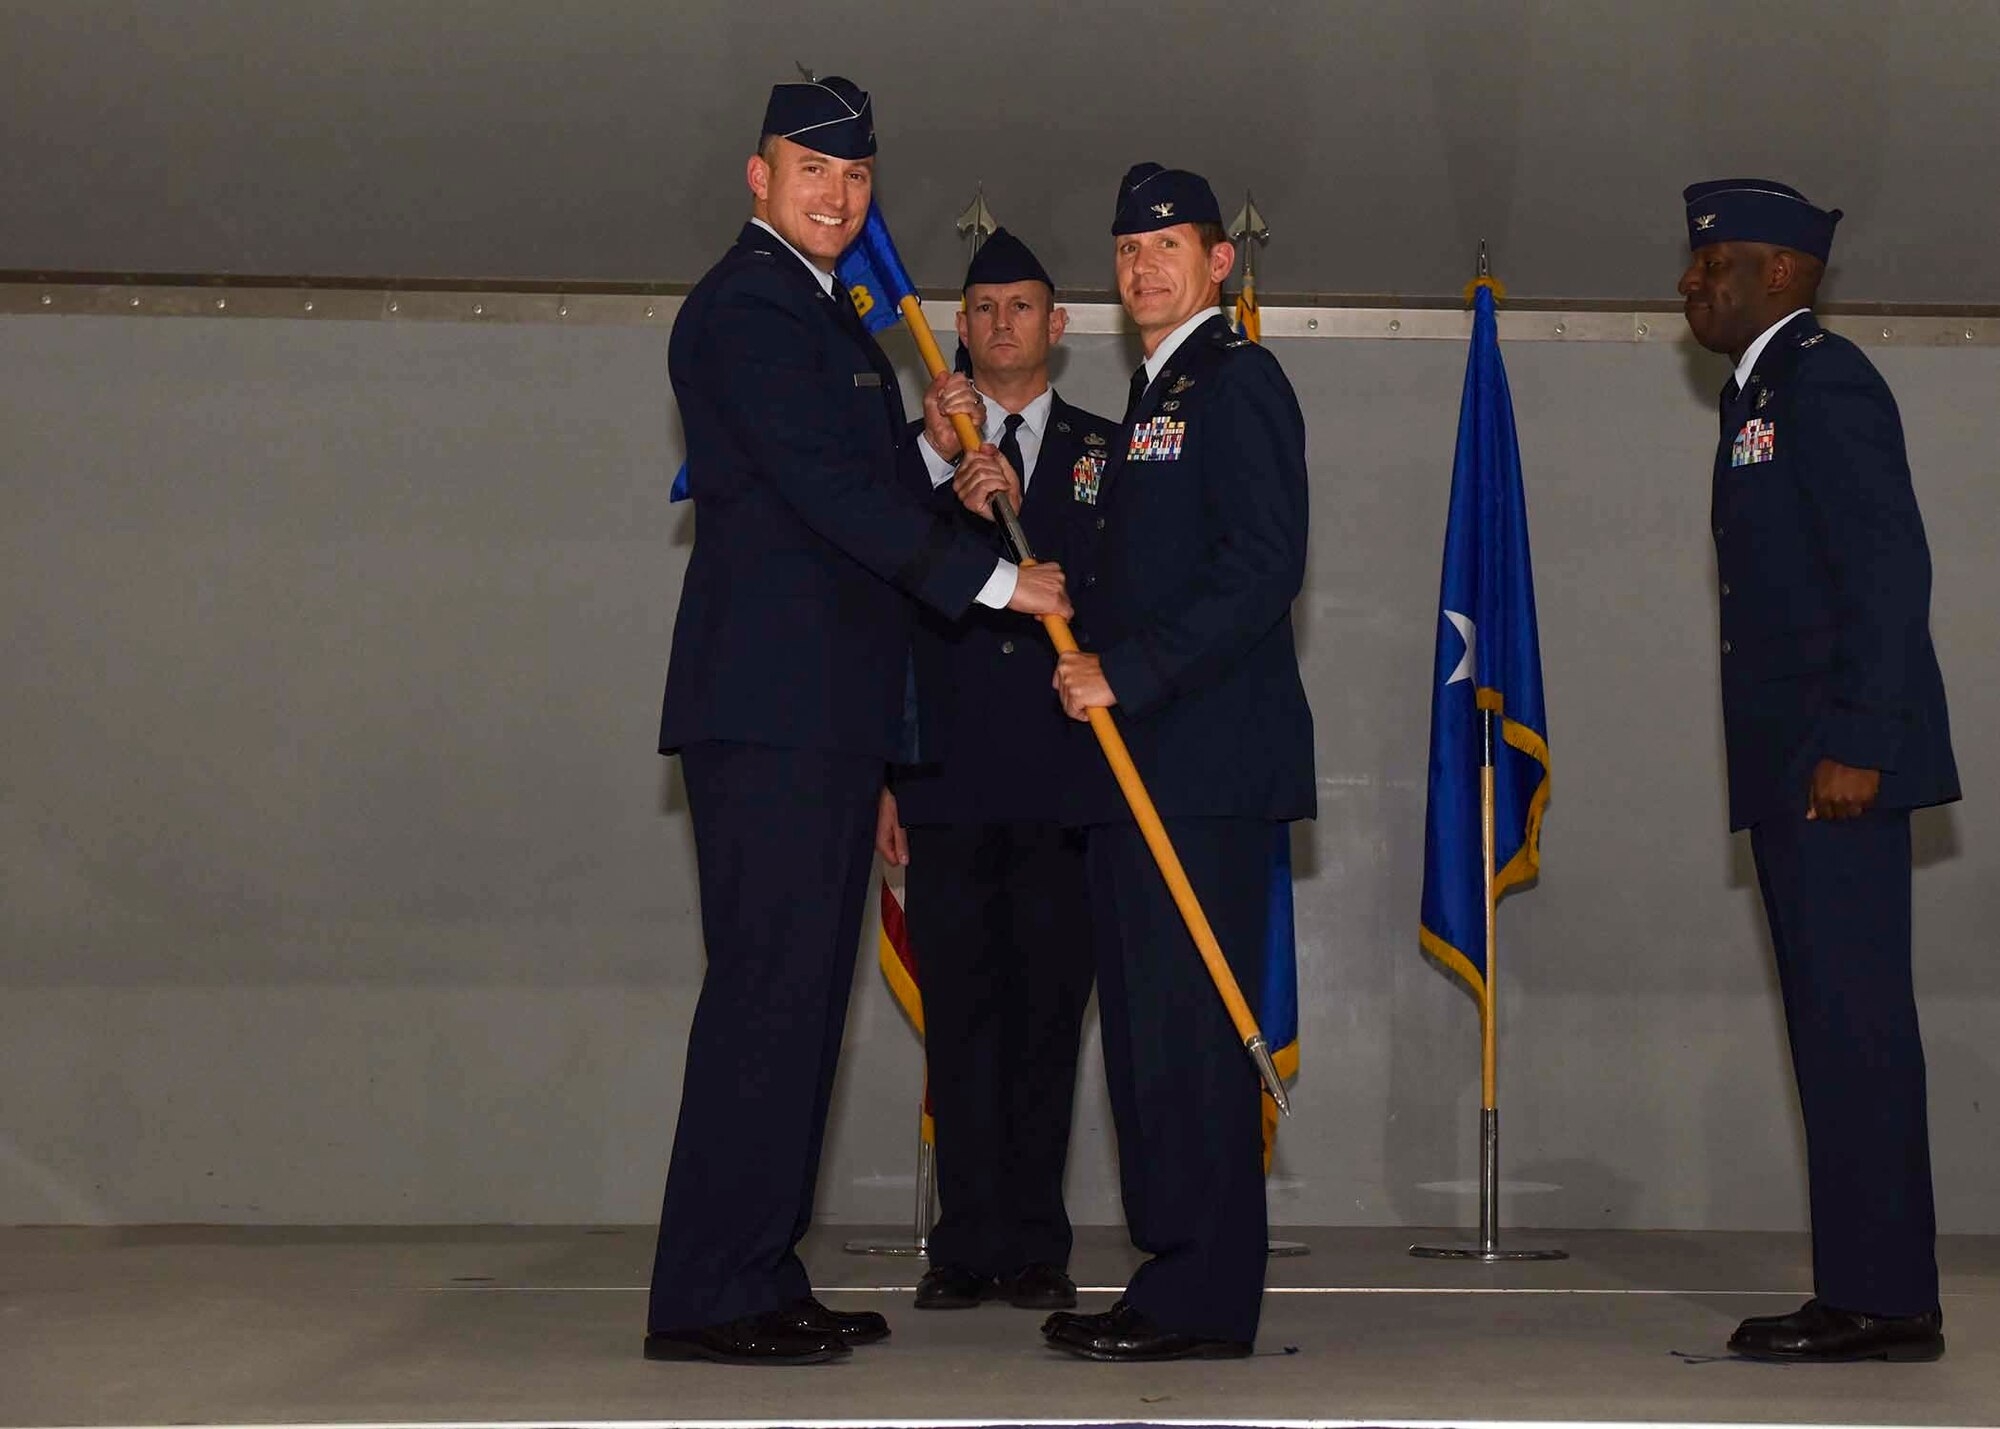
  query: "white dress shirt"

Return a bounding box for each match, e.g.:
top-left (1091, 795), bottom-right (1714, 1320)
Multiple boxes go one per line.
top-left (747, 218), bottom-right (1018, 607)
top-left (918, 385), bottom-right (1054, 490)
top-left (1144, 305), bottom-right (1226, 385)
top-left (749, 217), bottom-right (834, 296)
top-left (1734, 307), bottom-right (1811, 392)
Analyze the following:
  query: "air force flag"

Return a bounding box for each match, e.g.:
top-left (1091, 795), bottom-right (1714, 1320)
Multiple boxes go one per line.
top-left (1419, 281), bottom-right (1551, 1001)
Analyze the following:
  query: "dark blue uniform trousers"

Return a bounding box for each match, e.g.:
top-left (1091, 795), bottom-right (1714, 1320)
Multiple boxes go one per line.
top-left (904, 822), bottom-right (1093, 1276)
top-left (648, 740), bottom-right (882, 1332)
top-left (1750, 807), bottom-right (1938, 1316)
top-left (1087, 817), bottom-right (1270, 1344)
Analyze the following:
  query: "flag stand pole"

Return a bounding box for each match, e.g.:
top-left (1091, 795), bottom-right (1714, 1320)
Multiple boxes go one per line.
top-left (843, 1093), bottom-right (936, 1257)
top-left (1411, 707), bottom-right (1565, 1262)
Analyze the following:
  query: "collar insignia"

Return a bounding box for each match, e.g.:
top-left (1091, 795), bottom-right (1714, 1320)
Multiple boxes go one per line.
top-left (1055, 420), bottom-right (1071, 433)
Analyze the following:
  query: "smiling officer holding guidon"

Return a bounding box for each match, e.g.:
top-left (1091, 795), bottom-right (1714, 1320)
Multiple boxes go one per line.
top-left (1022, 162), bottom-right (1316, 1362)
top-left (644, 72), bottom-right (1069, 1369)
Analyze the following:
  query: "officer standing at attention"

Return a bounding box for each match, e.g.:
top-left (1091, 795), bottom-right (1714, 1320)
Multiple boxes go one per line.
top-left (1679, 179), bottom-right (1957, 1363)
top-left (873, 229), bottom-right (1117, 1314)
top-left (965, 164), bottom-right (1314, 1361)
top-left (644, 75), bottom-right (1069, 1367)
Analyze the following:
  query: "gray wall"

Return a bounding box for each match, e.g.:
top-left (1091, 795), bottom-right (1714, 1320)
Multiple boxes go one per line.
top-left (4, 1), bottom-right (1999, 302)
top-left (2, 310), bottom-right (1994, 1230)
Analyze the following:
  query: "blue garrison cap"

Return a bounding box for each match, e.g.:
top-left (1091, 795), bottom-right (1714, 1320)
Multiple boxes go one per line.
top-left (963, 228), bottom-right (1054, 291)
top-left (1683, 179), bottom-right (1842, 262)
top-left (1111, 162), bottom-right (1222, 235)
top-left (759, 75), bottom-right (875, 160)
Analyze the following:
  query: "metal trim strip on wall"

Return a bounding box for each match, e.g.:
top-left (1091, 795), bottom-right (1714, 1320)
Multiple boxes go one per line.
top-left (3, 284), bottom-right (1996, 346)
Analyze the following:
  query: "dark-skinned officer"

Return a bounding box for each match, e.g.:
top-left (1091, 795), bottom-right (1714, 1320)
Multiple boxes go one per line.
top-left (874, 229), bottom-right (1116, 1315)
top-left (1679, 179), bottom-right (1958, 1363)
top-left (960, 164), bottom-right (1314, 1361)
top-left (644, 75), bottom-right (1069, 1367)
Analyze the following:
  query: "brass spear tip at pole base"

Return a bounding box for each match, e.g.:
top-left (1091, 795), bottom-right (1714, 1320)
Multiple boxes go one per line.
top-left (1247, 1034), bottom-right (1291, 1115)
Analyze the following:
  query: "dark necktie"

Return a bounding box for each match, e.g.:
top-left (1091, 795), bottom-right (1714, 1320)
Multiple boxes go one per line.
top-left (1125, 363), bottom-right (1151, 424)
top-left (997, 411), bottom-right (1027, 488)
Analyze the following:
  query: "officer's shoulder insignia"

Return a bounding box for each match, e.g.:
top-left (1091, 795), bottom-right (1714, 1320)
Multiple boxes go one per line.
top-left (1799, 331), bottom-right (1827, 349)
top-left (1083, 431), bottom-right (1107, 447)
top-left (1224, 338), bottom-right (1251, 349)
top-left (1055, 420), bottom-right (1071, 434)
top-left (1168, 374), bottom-right (1195, 394)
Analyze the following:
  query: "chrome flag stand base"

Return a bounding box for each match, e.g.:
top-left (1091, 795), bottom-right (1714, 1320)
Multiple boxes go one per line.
top-left (843, 1130), bottom-right (936, 1257)
top-left (1410, 1109), bottom-right (1566, 1262)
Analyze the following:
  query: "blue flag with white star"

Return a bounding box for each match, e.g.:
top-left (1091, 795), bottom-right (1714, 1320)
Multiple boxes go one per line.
top-left (1419, 282), bottom-right (1551, 1001)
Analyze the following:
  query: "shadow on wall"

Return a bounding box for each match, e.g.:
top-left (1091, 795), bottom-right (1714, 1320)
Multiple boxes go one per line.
top-left (1680, 334), bottom-right (1729, 408)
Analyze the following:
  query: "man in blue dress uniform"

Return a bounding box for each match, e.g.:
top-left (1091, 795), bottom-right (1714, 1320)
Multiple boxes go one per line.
top-left (1018, 164), bottom-right (1315, 1361)
top-left (874, 229), bottom-right (1118, 1314)
top-left (644, 75), bottom-right (1070, 1366)
top-left (1679, 179), bottom-right (1958, 1363)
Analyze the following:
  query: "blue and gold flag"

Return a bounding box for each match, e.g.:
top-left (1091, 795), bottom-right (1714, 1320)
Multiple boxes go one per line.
top-left (1230, 302), bottom-right (1297, 1170)
top-left (834, 201), bottom-right (918, 336)
top-left (1419, 281), bottom-right (1551, 1001)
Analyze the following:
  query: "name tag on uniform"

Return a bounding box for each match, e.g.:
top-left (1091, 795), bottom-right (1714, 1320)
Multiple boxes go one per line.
top-left (1072, 452), bottom-right (1106, 505)
top-left (1127, 415), bottom-right (1186, 462)
top-left (853, 372), bottom-right (883, 388)
top-left (1731, 418), bottom-right (1775, 467)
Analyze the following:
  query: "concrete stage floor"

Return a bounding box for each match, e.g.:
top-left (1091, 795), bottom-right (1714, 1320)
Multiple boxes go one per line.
top-left (1, 1225), bottom-right (1994, 1429)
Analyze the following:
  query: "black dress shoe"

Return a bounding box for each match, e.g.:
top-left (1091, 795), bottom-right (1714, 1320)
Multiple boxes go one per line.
top-left (1043, 1300), bottom-right (1252, 1362)
top-left (644, 1309), bottom-right (850, 1365)
top-left (1041, 1299), bottom-right (1130, 1338)
top-left (915, 1264), bottom-right (998, 1309)
top-left (777, 1295), bottom-right (890, 1346)
top-left (999, 1262), bottom-right (1078, 1310)
top-left (1729, 1298), bottom-right (1944, 1363)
